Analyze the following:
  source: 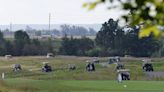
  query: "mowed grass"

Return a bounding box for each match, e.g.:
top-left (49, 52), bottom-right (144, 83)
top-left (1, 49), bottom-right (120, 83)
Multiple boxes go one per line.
top-left (0, 56), bottom-right (117, 80)
top-left (0, 56), bottom-right (164, 92)
top-left (4, 78), bottom-right (164, 92)
top-left (0, 56), bottom-right (164, 80)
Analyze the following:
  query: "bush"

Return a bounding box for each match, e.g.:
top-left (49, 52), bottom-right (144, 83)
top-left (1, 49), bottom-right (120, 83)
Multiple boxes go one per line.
top-left (86, 47), bottom-right (102, 57)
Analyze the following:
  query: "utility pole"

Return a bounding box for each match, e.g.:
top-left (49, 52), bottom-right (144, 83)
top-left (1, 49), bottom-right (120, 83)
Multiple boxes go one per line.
top-left (49, 13), bottom-right (51, 31)
top-left (49, 13), bottom-right (52, 38)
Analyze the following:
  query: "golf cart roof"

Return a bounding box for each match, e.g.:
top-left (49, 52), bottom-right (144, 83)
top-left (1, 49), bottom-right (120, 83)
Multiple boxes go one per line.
top-left (117, 69), bottom-right (130, 73)
top-left (42, 62), bottom-right (49, 64)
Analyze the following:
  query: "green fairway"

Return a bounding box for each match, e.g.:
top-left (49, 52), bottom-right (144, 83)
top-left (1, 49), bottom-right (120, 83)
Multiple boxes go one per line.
top-left (5, 78), bottom-right (164, 92)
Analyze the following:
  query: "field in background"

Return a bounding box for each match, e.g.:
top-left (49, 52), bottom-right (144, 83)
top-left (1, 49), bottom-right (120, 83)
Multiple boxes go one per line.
top-left (0, 56), bottom-right (164, 92)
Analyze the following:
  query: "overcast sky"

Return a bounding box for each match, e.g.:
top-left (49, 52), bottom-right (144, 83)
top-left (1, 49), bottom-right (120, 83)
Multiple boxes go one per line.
top-left (0, 0), bottom-right (123, 24)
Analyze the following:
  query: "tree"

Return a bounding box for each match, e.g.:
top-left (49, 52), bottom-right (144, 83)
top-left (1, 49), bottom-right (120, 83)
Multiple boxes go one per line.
top-left (76, 37), bottom-right (95, 56)
top-left (95, 18), bottom-right (160, 57)
top-left (59, 35), bottom-right (95, 56)
top-left (22, 39), bottom-right (42, 56)
top-left (14, 30), bottom-right (30, 55)
top-left (61, 25), bottom-right (72, 36)
top-left (0, 31), bottom-right (5, 45)
top-left (95, 18), bottom-right (126, 56)
top-left (52, 29), bottom-right (61, 36)
top-left (84, 0), bottom-right (164, 38)
top-left (124, 26), bottom-right (160, 57)
top-left (0, 31), bottom-right (6, 55)
top-left (4, 41), bottom-right (13, 55)
top-left (60, 24), bottom-right (91, 36)
top-left (95, 19), bottom-right (119, 49)
top-left (88, 28), bottom-right (97, 36)
top-left (60, 34), bottom-right (70, 55)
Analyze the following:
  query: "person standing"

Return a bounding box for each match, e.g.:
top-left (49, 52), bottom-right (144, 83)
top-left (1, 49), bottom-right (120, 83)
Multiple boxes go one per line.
top-left (118, 73), bottom-right (122, 83)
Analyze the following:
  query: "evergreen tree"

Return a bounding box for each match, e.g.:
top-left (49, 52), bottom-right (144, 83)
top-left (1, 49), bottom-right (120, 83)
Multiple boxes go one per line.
top-left (14, 30), bottom-right (30, 55)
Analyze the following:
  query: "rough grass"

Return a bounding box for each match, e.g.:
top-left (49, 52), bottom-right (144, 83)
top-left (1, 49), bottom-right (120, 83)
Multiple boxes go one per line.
top-left (0, 56), bottom-right (164, 80)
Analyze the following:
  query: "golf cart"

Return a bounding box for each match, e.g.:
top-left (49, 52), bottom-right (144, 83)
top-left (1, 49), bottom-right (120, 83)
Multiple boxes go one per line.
top-left (42, 62), bottom-right (52, 72)
top-left (143, 63), bottom-right (154, 72)
top-left (92, 57), bottom-right (100, 63)
top-left (108, 56), bottom-right (120, 64)
top-left (142, 59), bottom-right (154, 72)
top-left (117, 69), bottom-right (130, 80)
top-left (116, 63), bottom-right (125, 70)
top-left (12, 64), bottom-right (22, 72)
top-left (86, 60), bottom-right (95, 71)
top-left (68, 64), bottom-right (76, 70)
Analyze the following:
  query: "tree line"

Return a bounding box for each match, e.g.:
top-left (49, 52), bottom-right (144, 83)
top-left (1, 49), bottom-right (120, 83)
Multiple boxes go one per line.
top-left (29, 24), bottom-right (97, 37)
top-left (2, 25), bottom-right (97, 38)
top-left (59, 35), bottom-right (95, 56)
top-left (0, 30), bottom-right (54, 56)
top-left (60, 19), bottom-right (163, 57)
top-left (0, 18), bottom-right (164, 57)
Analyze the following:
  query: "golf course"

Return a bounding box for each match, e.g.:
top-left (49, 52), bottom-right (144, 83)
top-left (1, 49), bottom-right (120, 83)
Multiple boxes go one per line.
top-left (0, 56), bottom-right (164, 92)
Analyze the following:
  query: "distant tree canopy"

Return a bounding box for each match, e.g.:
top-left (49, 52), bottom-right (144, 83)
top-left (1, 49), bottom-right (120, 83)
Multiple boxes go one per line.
top-left (0, 31), bottom-right (4, 41)
top-left (60, 35), bottom-right (94, 56)
top-left (0, 31), bottom-right (5, 55)
top-left (95, 18), bottom-right (160, 57)
top-left (58, 18), bottom-right (162, 57)
top-left (60, 24), bottom-right (96, 36)
top-left (14, 30), bottom-right (30, 55)
top-left (14, 30), bottom-right (30, 43)
top-left (95, 19), bottom-right (120, 49)
top-left (83, 0), bottom-right (164, 38)
top-left (0, 30), bottom-right (54, 56)
top-left (0, 23), bottom-right (163, 57)
top-left (124, 27), bottom-right (160, 57)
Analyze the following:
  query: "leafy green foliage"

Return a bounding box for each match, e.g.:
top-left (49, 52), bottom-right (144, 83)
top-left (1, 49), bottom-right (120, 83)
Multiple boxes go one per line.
top-left (86, 47), bottom-right (102, 57)
top-left (0, 30), bottom-right (55, 56)
top-left (0, 31), bottom-right (6, 55)
top-left (95, 18), bottom-right (160, 57)
top-left (60, 35), bottom-right (95, 56)
top-left (14, 30), bottom-right (30, 55)
top-left (84, 0), bottom-right (164, 38)
top-left (139, 25), bottom-right (160, 38)
top-left (95, 19), bottom-right (126, 56)
top-left (96, 19), bottom-right (119, 49)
